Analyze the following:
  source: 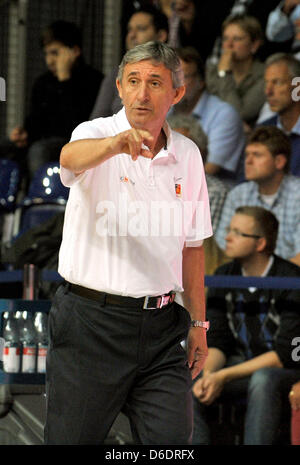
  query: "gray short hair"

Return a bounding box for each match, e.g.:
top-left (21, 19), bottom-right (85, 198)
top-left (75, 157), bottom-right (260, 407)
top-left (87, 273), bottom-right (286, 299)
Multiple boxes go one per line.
top-left (167, 114), bottom-right (208, 160)
top-left (117, 41), bottom-right (184, 88)
top-left (265, 52), bottom-right (300, 79)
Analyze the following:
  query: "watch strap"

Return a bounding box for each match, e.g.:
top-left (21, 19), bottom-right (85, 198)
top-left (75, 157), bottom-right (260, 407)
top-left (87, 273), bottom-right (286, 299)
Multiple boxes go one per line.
top-left (190, 320), bottom-right (210, 331)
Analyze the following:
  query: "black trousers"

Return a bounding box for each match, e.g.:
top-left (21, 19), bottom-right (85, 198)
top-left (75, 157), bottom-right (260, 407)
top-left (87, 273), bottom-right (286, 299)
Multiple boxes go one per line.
top-left (44, 284), bottom-right (193, 445)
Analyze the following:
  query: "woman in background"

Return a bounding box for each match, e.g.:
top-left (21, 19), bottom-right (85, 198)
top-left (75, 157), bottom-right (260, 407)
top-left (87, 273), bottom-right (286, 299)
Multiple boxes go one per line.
top-left (206, 14), bottom-right (265, 132)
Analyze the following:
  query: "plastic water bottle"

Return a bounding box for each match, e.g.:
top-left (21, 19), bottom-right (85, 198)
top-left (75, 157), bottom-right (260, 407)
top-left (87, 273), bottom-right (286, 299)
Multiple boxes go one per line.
top-left (2, 311), bottom-right (21, 373)
top-left (19, 311), bottom-right (37, 373)
top-left (34, 312), bottom-right (48, 373)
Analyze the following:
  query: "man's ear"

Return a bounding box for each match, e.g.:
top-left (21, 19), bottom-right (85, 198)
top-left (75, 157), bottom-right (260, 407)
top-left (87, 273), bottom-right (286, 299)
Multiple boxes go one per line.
top-left (256, 237), bottom-right (267, 253)
top-left (116, 79), bottom-right (122, 99)
top-left (172, 85), bottom-right (186, 105)
top-left (275, 154), bottom-right (287, 171)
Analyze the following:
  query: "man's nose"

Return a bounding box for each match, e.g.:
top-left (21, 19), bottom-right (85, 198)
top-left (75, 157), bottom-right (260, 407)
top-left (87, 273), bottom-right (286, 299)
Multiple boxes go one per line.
top-left (45, 54), bottom-right (54, 68)
top-left (245, 154), bottom-right (253, 165)
top-left (225, 231), bottom-right (232, 242)
top-left (127, 29), bottom-right (136, 41)
top-left (223, 37), bottom-right (234, 49)
top-left (265, 82), bottom-right (273, 96)
top-left (137, 82), bottom-right (149, 101)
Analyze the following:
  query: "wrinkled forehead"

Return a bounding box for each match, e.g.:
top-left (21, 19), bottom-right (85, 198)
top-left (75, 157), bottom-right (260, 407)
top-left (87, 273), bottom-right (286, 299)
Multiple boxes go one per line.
top-left (123, 60), bottom-right (171, 78)
top-left (265, 61), bottom-right (291, 79)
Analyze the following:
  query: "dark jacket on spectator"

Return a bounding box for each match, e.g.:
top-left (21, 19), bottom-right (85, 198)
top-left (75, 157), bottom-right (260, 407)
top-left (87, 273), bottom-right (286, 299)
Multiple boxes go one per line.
top-left (207, 255), bottom-right (300, 369)
top-left (25, 57), bottom-right (103, 143)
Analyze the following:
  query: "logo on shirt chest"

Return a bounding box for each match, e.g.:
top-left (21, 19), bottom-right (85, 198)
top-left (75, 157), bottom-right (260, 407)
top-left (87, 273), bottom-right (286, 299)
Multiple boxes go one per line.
top-left (120, 176), bottom-right (135, 186)
top-left (174, 177), bottom-right (182, 198)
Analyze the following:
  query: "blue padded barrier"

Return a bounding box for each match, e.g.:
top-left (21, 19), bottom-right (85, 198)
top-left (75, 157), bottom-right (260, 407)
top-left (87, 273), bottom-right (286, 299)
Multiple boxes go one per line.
top-left (0, 271), bottom-right (300, 289)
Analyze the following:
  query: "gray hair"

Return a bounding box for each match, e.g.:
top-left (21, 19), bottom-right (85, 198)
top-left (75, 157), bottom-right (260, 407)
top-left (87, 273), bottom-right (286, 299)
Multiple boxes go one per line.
top-left (117, 41), bottom-right (184, 88)
top-left (265, 52), bottom-right (300, 79)
top-left (167, 114), bottom-right (208, 160)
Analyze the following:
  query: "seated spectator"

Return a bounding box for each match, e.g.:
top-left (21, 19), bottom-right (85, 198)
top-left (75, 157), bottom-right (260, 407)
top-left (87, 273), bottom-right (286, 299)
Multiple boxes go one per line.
top-left (206, 14), bottom-right (265, 131)
top-left (163, 0), bottom-right (234, 62)
top-left (193, 206), bottom-right (300, 445)
top-left (168, 113), bottom-right (229, 275)
top-left (90, 5), bottom-right (169, 120)
top-left (289, 380), bottom-right (300, 445)
top-left (216, 126), bottom-right (300, 266)
top-left (266, 0), bottom-right (300, 57)
top-left (170, 46), bottom-right (245, 183)
top-left (208, 0), bottom-right (289, 66)
top-left (258, 52), bottom-right (300, 176)
top-left (0, 20), bottom-right (103, 182)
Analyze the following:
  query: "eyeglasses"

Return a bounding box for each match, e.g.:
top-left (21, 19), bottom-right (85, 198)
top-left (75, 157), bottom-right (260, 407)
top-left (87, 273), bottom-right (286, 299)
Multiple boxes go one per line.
top-left (226, 227), bottom-right (262, 239)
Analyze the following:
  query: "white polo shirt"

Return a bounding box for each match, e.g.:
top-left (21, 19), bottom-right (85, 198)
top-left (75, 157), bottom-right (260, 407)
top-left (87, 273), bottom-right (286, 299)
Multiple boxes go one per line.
top-left (58, 108), bottom-right (212, 298)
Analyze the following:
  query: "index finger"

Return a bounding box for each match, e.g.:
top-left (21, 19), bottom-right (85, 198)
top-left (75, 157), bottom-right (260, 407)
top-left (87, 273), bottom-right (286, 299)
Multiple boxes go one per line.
top-left (135, 129), bottom-right (154, 145)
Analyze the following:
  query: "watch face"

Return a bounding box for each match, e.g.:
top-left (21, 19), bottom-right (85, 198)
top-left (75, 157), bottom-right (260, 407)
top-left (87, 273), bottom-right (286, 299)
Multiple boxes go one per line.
top-left (218, 70), bottom-right (226, 78)
top-left (191, 320), bottom-right (210, 330)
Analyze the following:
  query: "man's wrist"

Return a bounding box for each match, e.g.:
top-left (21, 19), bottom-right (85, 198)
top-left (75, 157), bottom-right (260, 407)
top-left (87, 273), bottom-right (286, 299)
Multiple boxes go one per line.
top-left (218, 69), bottom-right (232, 78)
top-left (217, 367), bottom-right (232, 384)
top-left (190, 320), bottom-right (210, 331)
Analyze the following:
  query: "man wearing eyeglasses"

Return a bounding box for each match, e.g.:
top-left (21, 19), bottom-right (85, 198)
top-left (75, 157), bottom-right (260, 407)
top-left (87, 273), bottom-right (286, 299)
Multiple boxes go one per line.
top-left (215, 125), bottom-right (300, 267)
top-left (193, 205), bottom-right (300, 445)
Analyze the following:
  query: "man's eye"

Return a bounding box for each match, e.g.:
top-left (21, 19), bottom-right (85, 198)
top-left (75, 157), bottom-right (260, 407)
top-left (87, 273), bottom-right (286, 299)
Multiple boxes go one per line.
top-left (152, 81), bottom-right (160, 87)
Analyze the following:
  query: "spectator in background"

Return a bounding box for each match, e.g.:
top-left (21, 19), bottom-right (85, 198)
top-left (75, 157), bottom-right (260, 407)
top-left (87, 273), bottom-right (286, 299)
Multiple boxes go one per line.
top-left (193, 206), bottom-right (300, 445)
top-left (167, 113), bottom-right (229, 276)
top-left (289, 380), bottom-right (300, 445)
top-left (208, 0), bottom-right (290, 66)
top-left (206, 15), bottom-right (265, 132)
top-left (258, 53), bottom-right (300, 176)
top-left (1, 20), bottom-right (103, 181)
top-left (165, 0), bottom-right (234, 62)
top-left (266, 0), bottom-right (300, 58)
top-left (216, 126), bottom-right (300, 267)
top-left (170, 46), bottom-right (245, 183)
top-left (90, 5), bottom-right (169, 120)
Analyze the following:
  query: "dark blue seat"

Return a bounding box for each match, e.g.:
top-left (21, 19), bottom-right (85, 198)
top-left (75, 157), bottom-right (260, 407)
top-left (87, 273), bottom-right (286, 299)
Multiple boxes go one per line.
top-left (15, 162), bottom-right (69, 236)
top-left (22, 162), bottom-right (69, 207)
top-left (0, 159), bottom-right (21, 212)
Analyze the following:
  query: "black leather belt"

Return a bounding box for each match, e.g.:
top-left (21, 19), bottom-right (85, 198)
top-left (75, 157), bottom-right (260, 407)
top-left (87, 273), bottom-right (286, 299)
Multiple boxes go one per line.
top-left (67, 282), bottom-right (176, 310)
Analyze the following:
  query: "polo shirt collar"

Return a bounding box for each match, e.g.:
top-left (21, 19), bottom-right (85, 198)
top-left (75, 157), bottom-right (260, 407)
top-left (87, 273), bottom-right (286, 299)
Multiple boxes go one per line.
top-left (116, 107), bottom-right (177, 162)
top-left (256, 175), bottom-right (288, 206)
top-left (276, 114), bottom-right (300, 136)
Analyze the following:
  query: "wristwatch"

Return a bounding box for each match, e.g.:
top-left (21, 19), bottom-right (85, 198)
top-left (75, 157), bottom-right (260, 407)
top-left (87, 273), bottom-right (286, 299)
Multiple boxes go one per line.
top-left (190, 320), bottom-right (210, 331)
top-left (218, 69), bottom-right (230, 78)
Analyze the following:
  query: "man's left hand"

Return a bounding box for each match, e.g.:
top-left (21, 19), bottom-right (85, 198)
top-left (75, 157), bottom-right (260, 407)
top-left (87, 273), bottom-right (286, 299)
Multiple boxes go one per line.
top-left (187, 327), bottom-right (208, 379)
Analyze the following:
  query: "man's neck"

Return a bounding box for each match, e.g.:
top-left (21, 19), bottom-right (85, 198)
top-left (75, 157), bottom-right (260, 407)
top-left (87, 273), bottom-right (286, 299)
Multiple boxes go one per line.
top-left (152, 129), bottom-right (167, 155)
top-left (257, 172), bottom-right (284, 195)
top-left (173, 87), bottom-right (203, 115)
top-left (240, 253), bottom-right (272, 277)
top-left (279, 105), bottom-right (300, 132)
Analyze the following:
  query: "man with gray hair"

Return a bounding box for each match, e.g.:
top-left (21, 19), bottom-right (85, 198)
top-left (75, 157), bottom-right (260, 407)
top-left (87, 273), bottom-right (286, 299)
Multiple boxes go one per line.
top-left (259, 52), bottom-right (300, 176)
top-left (45, 41), bottom-right (212, 445)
